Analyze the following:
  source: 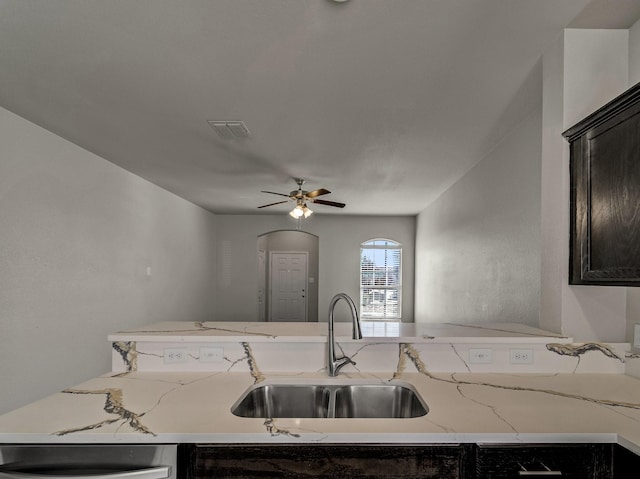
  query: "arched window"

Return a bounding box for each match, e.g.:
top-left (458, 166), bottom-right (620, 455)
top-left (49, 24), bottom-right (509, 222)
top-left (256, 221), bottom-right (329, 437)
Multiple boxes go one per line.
top-left (360, 239), bottom-right (402, 320)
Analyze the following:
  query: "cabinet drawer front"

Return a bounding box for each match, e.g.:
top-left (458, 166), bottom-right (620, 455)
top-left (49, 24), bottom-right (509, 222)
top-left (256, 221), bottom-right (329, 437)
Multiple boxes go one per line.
top-left (474, 444), bottom-right (611, 479)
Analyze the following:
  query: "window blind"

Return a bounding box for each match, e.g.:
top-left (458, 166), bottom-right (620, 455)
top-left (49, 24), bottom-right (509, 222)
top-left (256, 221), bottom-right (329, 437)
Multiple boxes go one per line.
top-left (360, 239), bottom-right (402, 320)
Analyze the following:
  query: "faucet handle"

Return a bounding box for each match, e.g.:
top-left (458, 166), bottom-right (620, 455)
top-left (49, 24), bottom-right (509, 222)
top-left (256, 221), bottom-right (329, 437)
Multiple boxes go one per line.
top-left (332, 356), bottom-right (356, 376)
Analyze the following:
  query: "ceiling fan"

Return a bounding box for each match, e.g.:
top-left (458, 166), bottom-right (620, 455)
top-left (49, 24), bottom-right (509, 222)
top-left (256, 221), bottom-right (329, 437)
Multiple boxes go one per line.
top-left (258, 178), bottom-right (346, 218)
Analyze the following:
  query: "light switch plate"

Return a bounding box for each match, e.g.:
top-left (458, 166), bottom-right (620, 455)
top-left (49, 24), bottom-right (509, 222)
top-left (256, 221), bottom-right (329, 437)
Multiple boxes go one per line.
top-left (469, 348), bottom-right (493, 364)
top-left (200, 347), bottom-right (224, 363)
top-left (634, 324), bottom-right (640, 350)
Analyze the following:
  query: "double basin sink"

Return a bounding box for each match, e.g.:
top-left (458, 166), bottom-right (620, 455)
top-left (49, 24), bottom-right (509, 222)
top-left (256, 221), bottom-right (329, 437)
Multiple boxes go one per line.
top-left (231, 380), bottom-right (428, 419)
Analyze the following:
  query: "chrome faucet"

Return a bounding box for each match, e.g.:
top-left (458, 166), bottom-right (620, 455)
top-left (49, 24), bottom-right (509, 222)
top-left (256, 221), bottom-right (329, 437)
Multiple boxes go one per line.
top-left (327, 293), bottom-right (363, 377)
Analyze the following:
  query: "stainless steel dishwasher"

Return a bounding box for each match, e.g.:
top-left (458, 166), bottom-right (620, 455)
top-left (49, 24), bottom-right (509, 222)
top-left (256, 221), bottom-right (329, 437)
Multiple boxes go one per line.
top-left (0, 445), bottom-right (177, 479)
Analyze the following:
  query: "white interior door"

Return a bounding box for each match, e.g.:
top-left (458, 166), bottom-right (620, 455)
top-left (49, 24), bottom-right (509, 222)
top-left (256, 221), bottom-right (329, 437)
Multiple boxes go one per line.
top-left (270, 252), bottom-right (307, 322)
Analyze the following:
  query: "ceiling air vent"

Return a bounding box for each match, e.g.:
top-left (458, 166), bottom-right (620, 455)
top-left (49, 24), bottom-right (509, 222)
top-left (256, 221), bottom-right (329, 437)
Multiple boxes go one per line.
top-left (207, 120), bottom-right (251, 139)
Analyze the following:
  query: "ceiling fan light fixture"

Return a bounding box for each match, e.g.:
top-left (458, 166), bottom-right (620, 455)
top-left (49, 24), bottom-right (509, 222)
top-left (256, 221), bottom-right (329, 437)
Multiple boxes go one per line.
top-left (289, 204), bottom-right (304, 218)
top-left (289, 201), bottom-right (313, 219)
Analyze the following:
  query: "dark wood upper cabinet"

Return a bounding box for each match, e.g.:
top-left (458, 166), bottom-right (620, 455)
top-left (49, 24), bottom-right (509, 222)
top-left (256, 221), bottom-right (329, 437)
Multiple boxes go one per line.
top-left (563, 82), bottom-right (640, 286)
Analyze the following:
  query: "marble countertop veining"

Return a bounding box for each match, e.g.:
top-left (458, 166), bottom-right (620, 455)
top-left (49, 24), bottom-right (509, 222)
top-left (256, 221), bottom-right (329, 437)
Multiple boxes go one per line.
top-left (2, 321), bottom-right (637, 453)
top-left (107, 321), bottom-right (570, 344)
top-left (1, 365), bottom-right (639, 452)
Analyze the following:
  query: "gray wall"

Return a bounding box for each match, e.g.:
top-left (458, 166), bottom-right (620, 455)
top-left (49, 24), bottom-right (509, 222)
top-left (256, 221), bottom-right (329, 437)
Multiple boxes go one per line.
top-left (414, 100), bottom-right (542, 325)
top-left (414, 21), bottom-right (640, 338)
top-left (0, 107), bottom-right (218, 414)
top-left (215, 214), bottom-right (415, 323)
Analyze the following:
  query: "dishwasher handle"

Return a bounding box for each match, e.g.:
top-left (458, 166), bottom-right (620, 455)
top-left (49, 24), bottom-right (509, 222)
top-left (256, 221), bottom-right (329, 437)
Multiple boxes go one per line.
top-left (0, 466), bottom-right (171, 479)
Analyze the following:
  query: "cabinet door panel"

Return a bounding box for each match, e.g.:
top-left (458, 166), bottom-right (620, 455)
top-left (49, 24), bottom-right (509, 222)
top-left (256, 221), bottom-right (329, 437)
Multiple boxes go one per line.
top-left (613, 444), bottom-right (640, 478)
top-left (564, 81), bottom-right (640, 286)
top-left (190, 444), bottom-right (468, 479)
top-left (588, 111), bottom-right (640, 273)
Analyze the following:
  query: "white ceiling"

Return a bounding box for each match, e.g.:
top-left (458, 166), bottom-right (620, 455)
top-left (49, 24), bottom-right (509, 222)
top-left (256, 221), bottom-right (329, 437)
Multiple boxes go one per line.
top-left (1, 0), bottom-right (639, 215)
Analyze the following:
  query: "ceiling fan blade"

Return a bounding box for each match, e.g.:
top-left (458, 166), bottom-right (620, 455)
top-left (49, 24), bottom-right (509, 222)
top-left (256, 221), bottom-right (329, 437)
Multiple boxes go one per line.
top-left (312, 199), bottom-right (346, 208)
top-left (261, 190), bottom-right (291, 198)
top-left (305, 188), bottom-right (331, 199)
top-left (258, 200), bottom-right (289, 209)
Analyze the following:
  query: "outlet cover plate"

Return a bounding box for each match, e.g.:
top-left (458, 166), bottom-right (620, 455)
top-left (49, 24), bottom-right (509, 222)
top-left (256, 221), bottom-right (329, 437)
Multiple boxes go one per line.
top-left (510, 348), bottom-right (534, 365)
top-left (163, 348), bottom-right (188, 364)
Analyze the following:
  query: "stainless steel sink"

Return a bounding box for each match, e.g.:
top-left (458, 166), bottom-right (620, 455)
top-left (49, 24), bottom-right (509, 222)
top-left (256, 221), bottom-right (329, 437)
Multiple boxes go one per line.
top-left (231, 384), bottom-right (331, 418)
top-left (231, 381), bottom-right (428, 419)
top-left (334, 383), bottom-right (428, 418)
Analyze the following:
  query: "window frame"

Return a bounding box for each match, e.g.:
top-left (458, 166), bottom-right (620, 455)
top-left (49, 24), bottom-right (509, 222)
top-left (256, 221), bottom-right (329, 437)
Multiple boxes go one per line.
top-left (359, 238), bottom-right (402, 321)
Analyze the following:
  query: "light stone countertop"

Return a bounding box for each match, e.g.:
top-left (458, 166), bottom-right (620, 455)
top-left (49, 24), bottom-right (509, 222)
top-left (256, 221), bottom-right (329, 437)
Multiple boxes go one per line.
top-left (2, 321), bottom-right (638, 455)
top-left (1, 367), bottom-right (639, 453)
top-left (108, 321), bottom-right (570, 343)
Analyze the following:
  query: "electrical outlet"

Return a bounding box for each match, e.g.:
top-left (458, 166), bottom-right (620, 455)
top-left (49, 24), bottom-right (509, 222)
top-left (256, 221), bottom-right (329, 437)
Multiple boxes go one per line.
top-left (163, 348), bottom-right (189, 364)
top-left (510, 348), bottom-right (533, 365)
top-left (199, 347), bottom-right (224, 363)
top-left (469, 348), bottom-right (493, 364)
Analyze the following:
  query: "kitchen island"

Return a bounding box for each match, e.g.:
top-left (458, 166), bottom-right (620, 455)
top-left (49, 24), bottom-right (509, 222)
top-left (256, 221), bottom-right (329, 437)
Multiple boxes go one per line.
top-left (0, 321), bottom-right (639, 477)
top-left (0, 321), bottom-right (638, 447)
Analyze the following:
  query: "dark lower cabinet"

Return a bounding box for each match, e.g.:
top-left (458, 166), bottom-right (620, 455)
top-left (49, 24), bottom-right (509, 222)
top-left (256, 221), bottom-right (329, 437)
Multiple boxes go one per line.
top-left (183, 443), bottom-right (639, 479)
top-left (613, 443), bottom-right (640, 478)
top-left (187, 444), bottom-right (470, 478)
top-left (474, 444), bottom-right (611, 478)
